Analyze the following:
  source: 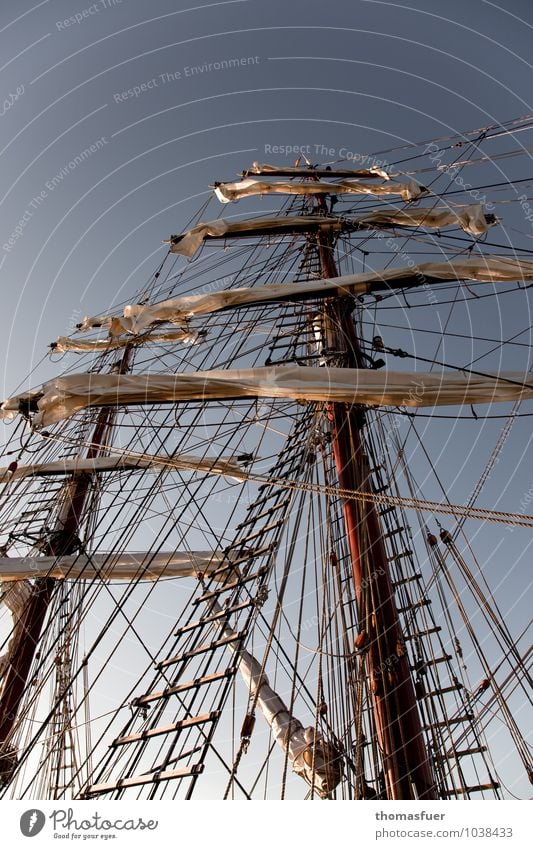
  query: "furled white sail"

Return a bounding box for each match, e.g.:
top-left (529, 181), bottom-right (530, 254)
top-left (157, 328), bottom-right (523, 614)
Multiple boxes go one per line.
top-left (168, 206), bottom-right (496, 257)
top-left (168, 215), bottom-right (336, 257)
top-left (209, 600), bottom-right (342, 797)
top-left (74, 311), bottom-right (189, 336)
top-left (52, 329), bottom-right (200, 353)
top-left (361, 204), bottom-right (495, 236)
top-left (69, 256), bottom-right (533, 335)
top-left (0, 551), bottom-right (237, 582)
top-left (0, 452), bottom-right (248, 484)
top-left (214, 177), bottom-right (428, 204)
top-left (1, 367), bottom-right (530, 428)
top-left (249, 161), bottom-right (390, 179)
top-left (74, 315), bottom-right (123, 333)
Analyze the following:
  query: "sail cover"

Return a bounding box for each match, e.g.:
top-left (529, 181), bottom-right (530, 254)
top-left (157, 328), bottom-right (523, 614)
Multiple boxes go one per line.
top-left (168, 206), bottom-right (495, 257)
top-left (1, 367), bottom-right (531, 428)
top-left (210, 600), bottom-right (342, 797)
top-left (214, 177), bottom-right (428, 203)
top-left (72, 256), bottom-right (533, 335)
top-left (0, 551), bottom-right (237, 582)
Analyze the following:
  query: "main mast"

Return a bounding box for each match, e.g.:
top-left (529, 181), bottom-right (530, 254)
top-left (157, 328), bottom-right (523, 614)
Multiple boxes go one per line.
top-left (316, 211), bottom-right (436, 798)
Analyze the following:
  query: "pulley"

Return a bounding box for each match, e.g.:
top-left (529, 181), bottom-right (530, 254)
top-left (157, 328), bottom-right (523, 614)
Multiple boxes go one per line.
top-left (440, 528), bottom-right (453, 545)
top-left (240, 713), bottom-right (256, 752)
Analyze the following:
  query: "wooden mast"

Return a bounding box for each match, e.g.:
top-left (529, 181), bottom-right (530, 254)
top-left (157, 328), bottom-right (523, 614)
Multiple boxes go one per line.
top-left (0, 348), bottom-right (132, 783)
top-left (317, 220), bottom-right (437, 799)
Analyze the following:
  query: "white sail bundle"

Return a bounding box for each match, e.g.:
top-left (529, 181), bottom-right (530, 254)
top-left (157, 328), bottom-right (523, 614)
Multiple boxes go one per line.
top-left (168, 215), bottom-right (335, 258)
top-left (168, 206), bottom-right (496, 257)
top-left (75, 314), bottom-right (185, 336)
top-left (52, 328), bottom-right (201, 353)
top-left (69, 256), bottom-right (533, 335)
top-left (0, 452), bottom-right (249, 484)
top-left (74, 315), bottom-right (131, 334)
top-left (0, 551), bottom-right (237, 582)
top-left (209, 600), bottom-right (342, 797)
top-left (249, 161), bottom-right (391, 179)
top-left (361, 204), bottom-right (496, 236)
top-left (214, 176), bottom-right (428, 204)
top-left (1, 366), bottom-right (531, 428)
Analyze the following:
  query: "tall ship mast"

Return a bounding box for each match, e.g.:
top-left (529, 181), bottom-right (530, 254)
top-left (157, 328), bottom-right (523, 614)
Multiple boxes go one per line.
top-left (0, 121), bottom-right (531, 800)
